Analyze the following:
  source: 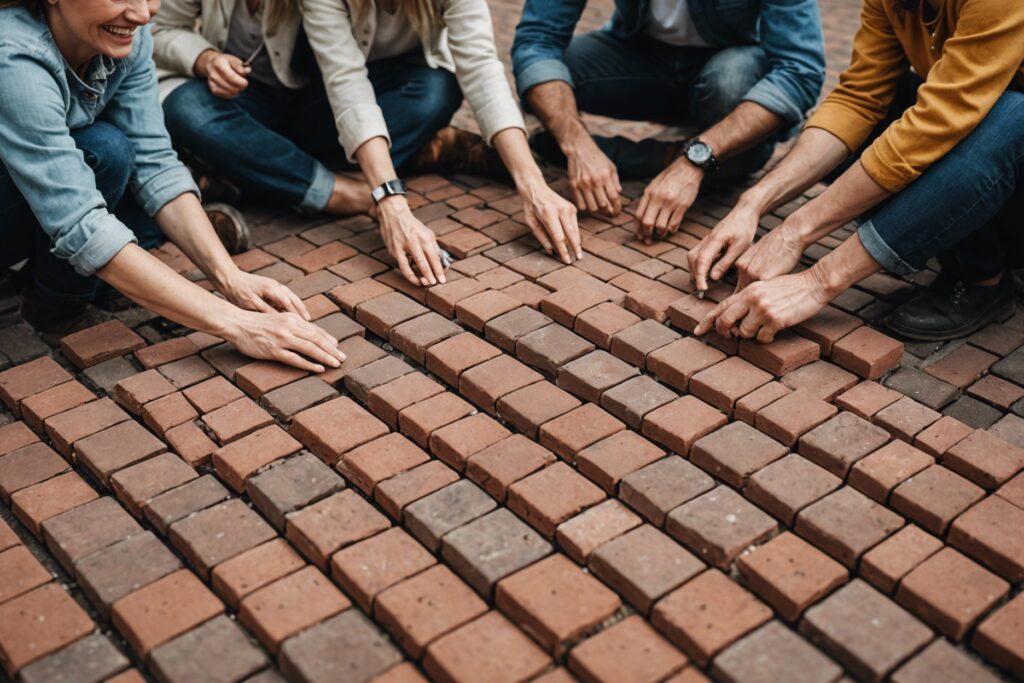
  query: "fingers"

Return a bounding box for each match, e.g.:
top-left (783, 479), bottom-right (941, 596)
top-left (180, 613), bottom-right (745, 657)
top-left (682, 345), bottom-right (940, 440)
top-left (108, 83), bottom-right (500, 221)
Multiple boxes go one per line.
top-left (690, 236), bottom-right (724, 294)
top-left (543, 210), bottom-right (572, 264)
top-left (710, 239), bottom-right (748, 283)
top-left (422, 234), bottom-right (447, 285)
top-left (289, 335), bottom-right (344, 371)
top-left (408, 240), bottom-right (434, 287)
top-left (580, 187), bottom-right (600, 215)
top-left (605, 170), bottom-right (623, 216)
top-left (562, 207), bottom-right (583, 260)
top-left (638, 198), bottom-right (660, 245)
top-left (591, 185), bottom-right (614, 216)
top-left (653, 206), bottom-right (672, 241)
top-left (393, 247), bottom-right (420, 287)
top-left (693, 299), bottom-right (727, 336)
top-left (281, 287), bottom-right (311, 321)
top-left (714, 298), bottom-right (750, 338)
top-left (277, 350), bottom-right (326, 374)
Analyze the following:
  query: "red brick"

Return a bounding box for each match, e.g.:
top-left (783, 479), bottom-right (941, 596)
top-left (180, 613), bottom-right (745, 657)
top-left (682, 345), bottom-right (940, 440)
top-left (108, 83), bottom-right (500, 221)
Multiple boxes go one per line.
top-left (357, 292), bottom-right (429, 338)
top-left (430, 413), bottom-right (511, 470)
top-left (713, 622), bottom-right (843, 683)
top-left (141, 392), bottom-right (198, 437)
top-left (114, 371), bottom-right (175, 416)
top-left (211, 538), bottom-right (305, 608)
top-left (0, 357), bottom-right (74, 415)
top-left (425, 278), bottom-right (489, 318)
top-left (517, 324), bottom-right (595, 377)
top-left (646, 338), bottom-right (725, 392)
top-left (456, 290), bottom-right (522, 332)
top-left (576, 430), bottom-right (665, 494)
top-left (367, 373), bottom-right (444, 429)
top-left (291, 396), bottom-right (389, 464)
top-left (792, 305), bottom-right (863, 355)
top-left (912, 415), bottom-right (972, 457)
top-left (507, 463), bottom-right (606, 538)
top-left (568, 614), bottom-right (686, 683)
top-left (506, 251), bottom-right (564, 279)
top-left (781, 360), bottom-right (858, 401)
top-left (873, 397), bottom-right (941, 442)
top-left (425, 611), bottom-right (551, 683)
top-left (496, 554), bottom-right (621, 657)
top-left (968, 374), bottom-right (1024, 409)
top-left (332, 527), bottom-right (436, 611)
top-left (690, 357), bottom-right (771, 413)
top-left (666, 486), bottom-right (777, 569)
top-left (690, 422), bottom-right (786, 488)
top-left (744, 454), bottom-right (842, 525)
top-left (557, 350), bottom-right (639, 403)
top-left (168, 498), bottom-right (276, 579)
top-left (319, 335), bottom-right (389, 385)
top-left (502, 280), bottom-right (552, 308)
top-left (484, 307), bottom-right (553, 353)
top-left (835, 380), bottom-right (903, 419)
top-left (948, 495), bottom-right (1024, 582)
top-left (831, 327), bottom-right (903, 380)
top-left (0, 421), bottom-right (39, 458)
top-left (110, 453), bottom-right (199, 518)
top-left (540, 403), bottom-right (625, 462)
top-left (181, 376), bottom-right (245, 414)
top-left (398, 392), bottom-right (474, 448)
top-left (848, 441), bottom-right (932, 503)
top-left (0, 584), bottom-right (93, 675)
top-left (157, 355), bottom-right (217, 389)
top-left (796, 486), bottom-right (904, 568)
top-left (890, 465), bottom-right (984, 535)
top-left (737, 532), bottom-right (847, 622)
top-left (20, 381), bottom-right (96, 433)
top-left (924, 344), bottom-right (998, 388)
top-left (287, 241), bottom-right (357, 273)
top-left (75, 420), bottom-right (167, 485)
top-left (860, 525), bottom-right (943, 594)
top-left (896, 547), bottom-right (1007, 641)
top-left (465, 435), bottom-right (555, 501)
top-left (439, 227), bottom-right (497, 258)
top-left (111, 569), bottom-right (222, 657)
top-left (540, 286), bottom-right (611, 328)
top-left (642, 395), bottom-right (727, 456)
top-left (0, 442), bottom-right (68, 504)
top-left (756, 390), bottom-right (837, 447)
top-left (11, 472), bottom-right (97, 538)
top-left (425, 333), bottom-right (501, 386)
top-left (555, 499), bottom-right (642, 564)
top-left (328, 278), bottom-right (393, 316)
top-left (45, 397), bottom-right (129, 456)
top-left (375, 460), bottom-right (459, 519)
top-left (375, 564), bottom-right (488, 658)
top-left (497, 381), bottom-right (581, 438)
top-left (264, 235), bottom-right (315, 259)
top-left (973, 593), bottom-right (1024, 678)
top-left (460, 355), bottom-right (542, 414)
top-left (733, 382), bottom-right (792, 425)
top-left (286, 489), bottom-right (390, 568)
top-left (624, 281), bottom-right (684, 322)
top-left (60, 320), bottom-right (145, 369)
top-left (944, 429), bottom-right (1024, 490)
top-left (0, 545), bottom-right (51, 604)
top-left (652, 570), bottom-right (772, 665)
top-left (344, 356), bottom-right (416, 403)
top-left (304, 293), bottom-right (341, 320)
top-left (998, 470), bottom-right (1024, 509)
top-left (212, 425), bottom-right (301, 492)
top-left (892, 639), bottom-right (1002, 683)
top-left (202, 397), bottom-right (273, 444)
top-left (239, 565), bottom-right (350, 653)
top-left (234, 361), bottom-right (307, 399)
top-left (739, 331), bottom-right (819, 377)
top-left (164, 421), bottom-right (218, 468)
top-left (134, 337), bottom-right (198, 370)
top-left (620, 456), bottom-right (714, 526)
top-left (575, 303), bottom-right (641, 349)
top-left (389, 312), bottom-right (462, 363)
top-left (339, 433), bottom-right (430, 494)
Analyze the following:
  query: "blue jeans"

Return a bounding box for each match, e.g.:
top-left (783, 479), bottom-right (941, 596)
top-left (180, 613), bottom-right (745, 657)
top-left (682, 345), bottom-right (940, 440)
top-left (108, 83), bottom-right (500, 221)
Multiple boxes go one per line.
top-left (857, 88), bottom-right (1024, 283)
top-left (564, 31), bottom-right (778, 179)
top-left (0, 122), bottom-right (163, 304)
top-left (163, 53), bottom-right (463, 212)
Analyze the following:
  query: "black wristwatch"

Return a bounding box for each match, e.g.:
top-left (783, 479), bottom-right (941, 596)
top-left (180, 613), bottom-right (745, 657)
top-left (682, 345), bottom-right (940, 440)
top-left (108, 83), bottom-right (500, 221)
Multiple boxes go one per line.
top-left (679, 138), bottom-right (719, 174)
top-left (371, 178), bottom-right (407, 205)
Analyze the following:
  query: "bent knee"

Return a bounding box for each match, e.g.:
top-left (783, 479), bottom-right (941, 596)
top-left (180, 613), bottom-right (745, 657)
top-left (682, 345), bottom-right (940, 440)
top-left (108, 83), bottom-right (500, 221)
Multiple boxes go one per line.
top-left (163, 80), bottom-right (224, 137)
top-left (693, 47), bottom-right (767, 123)
top-left (416, 69), bottom-right (463, 125)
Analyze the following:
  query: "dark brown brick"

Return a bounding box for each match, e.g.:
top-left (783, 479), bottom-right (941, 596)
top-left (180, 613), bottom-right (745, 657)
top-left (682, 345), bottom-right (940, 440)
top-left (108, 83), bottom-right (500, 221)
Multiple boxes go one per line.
top-left (795, 486), bottom-right (904, 569)
top-left (744, 454), bottom-right (843, 525)
top-left (60, 320), bottom-right (145, 369)
top-left (286, 489), bottom-right (390, 568)
top-left (799, 411), bottom-right (892, 477)
top-left (247, 451), bottom-right (345, 531)
top-left (110, 453), bottom-right (198, 518)
top-left (690, 422), bottom-right (787, 488)
top-left (620, 456), bottom-right (715, 526)
top-left (666, 486), bottom-right (778, 570)
top-left (169, 499), bottom-right (276, 579)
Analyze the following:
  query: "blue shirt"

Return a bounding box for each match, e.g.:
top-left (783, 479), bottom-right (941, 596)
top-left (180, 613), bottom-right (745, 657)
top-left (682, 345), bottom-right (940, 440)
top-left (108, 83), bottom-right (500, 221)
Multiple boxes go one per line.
top-left (512, 0), bottom-right (826, 125)
top-left (0, 7), bottom-right (198, 276)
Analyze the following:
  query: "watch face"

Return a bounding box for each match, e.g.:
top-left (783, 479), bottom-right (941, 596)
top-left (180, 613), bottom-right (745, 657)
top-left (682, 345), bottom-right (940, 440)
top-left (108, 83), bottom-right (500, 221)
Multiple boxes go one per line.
top-left (688, 142), bottom-right (712, 164)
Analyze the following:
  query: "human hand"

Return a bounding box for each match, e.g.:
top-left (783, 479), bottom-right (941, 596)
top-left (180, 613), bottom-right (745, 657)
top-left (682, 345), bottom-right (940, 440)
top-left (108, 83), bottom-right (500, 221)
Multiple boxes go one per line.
top-left (519, 179), bottom-right (582, 264)
top-left (566, 136), bottom-right (622, 217)
top-left (694, 268), bottom-right (831, 343)
top-left (734, 220), bottom-right (805, 290)
top-left (377, 198), bottom-right (446, 286)
top-left (218, 269), bottom-right (312, 319)
top-left (634, 158), bottom-right (702, 244)
top-left (688, 204), bottom-right (761, 293)
top-left (224, 309), bottom-right (345, 373)
top-left (195, 50), bottom-right (249, 99)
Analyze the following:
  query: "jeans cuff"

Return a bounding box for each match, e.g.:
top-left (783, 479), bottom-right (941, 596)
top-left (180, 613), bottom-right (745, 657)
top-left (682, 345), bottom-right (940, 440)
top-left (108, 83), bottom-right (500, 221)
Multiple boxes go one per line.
top-left (857, 219), bottom-right (917, 277)
top-left (299, 162), bottom-right (334, 213)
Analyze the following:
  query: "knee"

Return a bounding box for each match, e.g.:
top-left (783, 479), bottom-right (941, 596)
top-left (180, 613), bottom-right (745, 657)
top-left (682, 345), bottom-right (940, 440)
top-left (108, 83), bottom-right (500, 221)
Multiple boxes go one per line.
top-left (70, 122), bottom-right (134, 201)
top-left (693, 47), bottom-right (767, 125)
top-left (416, 70), bottom-right (463, 128)
top-left (163, 80), bottom-right (222, 141)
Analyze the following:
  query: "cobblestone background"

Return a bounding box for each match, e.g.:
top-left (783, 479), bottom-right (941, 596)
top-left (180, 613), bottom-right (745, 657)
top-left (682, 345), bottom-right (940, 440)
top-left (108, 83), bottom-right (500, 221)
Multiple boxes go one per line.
top-left (0, 0), bottom-right (1022, 681)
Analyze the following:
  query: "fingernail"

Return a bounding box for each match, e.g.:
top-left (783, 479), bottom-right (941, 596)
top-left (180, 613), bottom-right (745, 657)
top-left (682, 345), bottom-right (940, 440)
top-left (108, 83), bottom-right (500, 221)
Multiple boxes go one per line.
top-left (314, 365), bottom-right (324, 373)
top-left (439, 275), bottom-right (447, 284)
top-left (331, 357), bottom-right (341, 367)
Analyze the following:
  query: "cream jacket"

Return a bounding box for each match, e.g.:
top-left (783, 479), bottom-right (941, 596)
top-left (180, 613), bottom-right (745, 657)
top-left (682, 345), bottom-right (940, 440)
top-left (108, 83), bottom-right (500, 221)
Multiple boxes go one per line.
top-left (301, 0), bottom-right (526, 161)
top-left (151, 0), bottom-right (310, 97)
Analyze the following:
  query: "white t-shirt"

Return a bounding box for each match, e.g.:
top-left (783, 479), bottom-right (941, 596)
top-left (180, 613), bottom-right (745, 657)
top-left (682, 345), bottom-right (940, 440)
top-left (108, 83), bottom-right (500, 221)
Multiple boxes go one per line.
top-left (645, 0), bottom-right (714, 47)
top-left (368, 7), bottom-right (421, 62)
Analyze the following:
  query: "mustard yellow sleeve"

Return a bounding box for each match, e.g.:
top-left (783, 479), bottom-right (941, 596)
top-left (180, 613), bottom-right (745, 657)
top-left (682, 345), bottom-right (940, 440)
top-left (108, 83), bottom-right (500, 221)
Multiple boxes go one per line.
top-left (805, 0), bottom-right (909, 154)
top-left (862, 0), bottom-right (1024, 192)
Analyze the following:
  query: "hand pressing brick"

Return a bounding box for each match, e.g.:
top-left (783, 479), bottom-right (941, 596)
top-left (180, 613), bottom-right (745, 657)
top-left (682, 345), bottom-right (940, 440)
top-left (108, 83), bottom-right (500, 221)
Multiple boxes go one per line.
top-left (0, 583), bottom-right (94, 675)
top-left (291, 396), bottom-right (389, 464)
top-left (286, 489), bottom-right (390, 568)
top-left (948, 495), bottom-right (1024, 582)
top-left (744, 454), bottom-right (841, 525)
top-left (211, 538), bottom-right (305, 608)
top-left (430, 413), bottom-right (511, 470)
top-left (620, 456), bottom-right (715, 527)
top-left (577, 430), bottom-right (665, 494)
top-left (516, 324), bottom-right (595, 377)
top-left (666, 487), bottom-right (778, 570)
top-left (425, 332), bottom-right (501, 386)
top-left (690, 357), bottom-right (771, 413)
top-left (508, 463), bottom-right (606, 538)
top-left (338, 433), bottom-right (430, 495)
top-left (736, 532), bottom-right (847, 622)
top-left (60, 320), bottom-right (145, 369)
top-left (375, 460), bottom-right (460, 519)
top-left (652, 569), bottom-right (772, 666)
top-left (889, 465), bottom-right (984, 535)
top-left (849, 441), bottom-right (934, 503)
top-left (795, 486), bottom-right (904, 569)
top-left (425, 612), bottom-right (551, 683)
top-left (21, 381), bottom-right (96, 432)
top-left (496, 554), bottom-right (621, 657)
top-left (331, 527), bottom-right (436, 612)
top-left (830, 326), bottom-right (903, 380)
top-left (0, 442), bottom-right (69, 504)
top-left (465, 435), bottom-right (556, 500)
top-left (690, 422), bottom-right (786, 489)
top-left (0, 356), bottom-right (74, 414)
top-left (755, 389), bottom-right (837, 447)
top-left (497, 381), bottom-right (581, 438)
top-left (798, 411), bottom-right (892, 477)
top-left (642, 395), bottom-right (727, 456)
top-left (398, 392), bottom-right (475, 448)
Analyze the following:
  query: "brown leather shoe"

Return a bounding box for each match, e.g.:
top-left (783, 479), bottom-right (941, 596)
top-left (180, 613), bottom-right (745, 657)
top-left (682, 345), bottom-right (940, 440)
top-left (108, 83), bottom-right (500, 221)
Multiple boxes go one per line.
top-left (205, 203), bottom-right (251, 255)
top-left (407, 126), bottom-right (513, 184)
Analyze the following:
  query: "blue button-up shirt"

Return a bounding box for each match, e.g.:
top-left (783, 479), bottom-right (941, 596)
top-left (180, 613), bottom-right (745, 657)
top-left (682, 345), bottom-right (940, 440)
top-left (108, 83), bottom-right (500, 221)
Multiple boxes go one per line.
top-left (0, 7), bottom-right (198, 276)
top-left (512, 0), bottom-right (826, 125)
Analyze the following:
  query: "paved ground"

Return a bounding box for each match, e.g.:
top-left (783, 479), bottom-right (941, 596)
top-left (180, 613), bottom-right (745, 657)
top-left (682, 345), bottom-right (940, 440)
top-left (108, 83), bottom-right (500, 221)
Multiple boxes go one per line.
top-left (1, 0), bottom-right (1022, 681)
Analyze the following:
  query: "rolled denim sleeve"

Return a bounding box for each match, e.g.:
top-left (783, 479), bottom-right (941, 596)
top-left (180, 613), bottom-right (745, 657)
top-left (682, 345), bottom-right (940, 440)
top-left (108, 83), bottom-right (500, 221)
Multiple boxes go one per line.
top-left (511, 0), bottom-right (587, 97)
top-left (743, 0), bottom-right (826, 124)
top-left (0, 47), bottom-right (137, 276)
top-left (102, 28), bottom-right (198, 216)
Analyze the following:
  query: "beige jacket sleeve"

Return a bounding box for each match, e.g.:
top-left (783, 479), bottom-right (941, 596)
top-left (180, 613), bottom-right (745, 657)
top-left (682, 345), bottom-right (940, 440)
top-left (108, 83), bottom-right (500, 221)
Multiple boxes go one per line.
top-left (300, 0), bottom-right (391, 161)
top-left (441, 0), bottom-right (525, 144)
top-left (151, 0), bottom-right (218, 77)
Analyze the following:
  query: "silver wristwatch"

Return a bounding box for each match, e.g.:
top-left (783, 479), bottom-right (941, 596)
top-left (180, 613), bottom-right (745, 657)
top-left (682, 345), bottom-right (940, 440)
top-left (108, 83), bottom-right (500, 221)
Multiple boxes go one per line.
top-left (371, 178), bottom-right (407, 205)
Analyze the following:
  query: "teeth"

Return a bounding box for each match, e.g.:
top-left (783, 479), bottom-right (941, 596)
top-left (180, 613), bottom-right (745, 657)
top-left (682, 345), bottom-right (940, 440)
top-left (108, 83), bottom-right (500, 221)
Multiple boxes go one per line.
top-left (103, 25), bottom-right (136, 36)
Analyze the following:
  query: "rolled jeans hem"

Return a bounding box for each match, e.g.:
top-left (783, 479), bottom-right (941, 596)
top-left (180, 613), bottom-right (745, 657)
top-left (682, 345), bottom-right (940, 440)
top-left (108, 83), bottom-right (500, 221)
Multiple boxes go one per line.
top-left (299, 161), bottom-right (335, 213)
top-left (857, 219), bottom-right (916, 277)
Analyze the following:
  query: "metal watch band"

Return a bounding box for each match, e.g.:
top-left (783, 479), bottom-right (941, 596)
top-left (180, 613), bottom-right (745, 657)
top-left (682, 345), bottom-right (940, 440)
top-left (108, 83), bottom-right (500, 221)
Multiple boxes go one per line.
top-left (371, 178), bottom-right (408, 205)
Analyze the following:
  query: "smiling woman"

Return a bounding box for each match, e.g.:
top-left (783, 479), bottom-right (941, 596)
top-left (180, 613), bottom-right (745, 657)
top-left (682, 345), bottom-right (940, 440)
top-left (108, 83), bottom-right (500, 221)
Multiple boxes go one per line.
top-left (0, 0), bottom-right (346, 372)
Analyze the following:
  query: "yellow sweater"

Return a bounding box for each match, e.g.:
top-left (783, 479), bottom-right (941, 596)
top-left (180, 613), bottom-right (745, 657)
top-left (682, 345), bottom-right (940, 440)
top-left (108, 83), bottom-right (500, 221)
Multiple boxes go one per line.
top-left (806, 0), bottom-right (1024, 193)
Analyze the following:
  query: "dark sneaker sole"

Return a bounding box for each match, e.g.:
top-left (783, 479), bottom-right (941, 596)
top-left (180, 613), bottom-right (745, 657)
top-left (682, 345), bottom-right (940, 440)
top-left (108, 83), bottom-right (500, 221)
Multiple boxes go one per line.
top-left (882, 300), bottom-right (1017, 342)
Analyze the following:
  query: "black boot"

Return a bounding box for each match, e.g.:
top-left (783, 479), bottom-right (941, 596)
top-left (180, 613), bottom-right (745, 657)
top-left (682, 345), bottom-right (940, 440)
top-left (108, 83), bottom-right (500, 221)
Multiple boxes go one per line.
top-left (883, 271), bottom-right (1016, 341)
top-left (20, 289), bottom-right (97, 345)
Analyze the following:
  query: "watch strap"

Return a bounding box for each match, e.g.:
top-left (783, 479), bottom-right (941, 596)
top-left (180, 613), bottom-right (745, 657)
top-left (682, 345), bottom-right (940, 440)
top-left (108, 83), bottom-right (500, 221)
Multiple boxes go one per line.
top-left (680, 138), bottom-right (720, 174)
top-left (371, 178), bottom-right (408, 205)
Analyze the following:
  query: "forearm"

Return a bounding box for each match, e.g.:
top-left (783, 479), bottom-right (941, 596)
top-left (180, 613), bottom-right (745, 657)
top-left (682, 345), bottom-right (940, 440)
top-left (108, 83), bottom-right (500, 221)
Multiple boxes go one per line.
top-left (491, 128), bottom-right (546, 187)
top-left (787, 159), bottom-right (892, 247)
top-left (701, 102), bottom-right (786, 161)
top-left (97, 244), bottom-right (238, 336)
top-left (524, 81), bottom-right (591, 153)
top-left (354, 136), bottom-right (401, 188)
top-left (738, 127), bottom-right (851, 216)
top-left (154, 192), bottom-right (238, 290)
top-left (810, 231), bottom-right (882, 300)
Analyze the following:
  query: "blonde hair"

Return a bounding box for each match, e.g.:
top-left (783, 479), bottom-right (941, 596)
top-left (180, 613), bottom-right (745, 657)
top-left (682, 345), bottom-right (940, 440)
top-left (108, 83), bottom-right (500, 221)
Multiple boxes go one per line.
top-left (347, 0), bottom-right (440, 34)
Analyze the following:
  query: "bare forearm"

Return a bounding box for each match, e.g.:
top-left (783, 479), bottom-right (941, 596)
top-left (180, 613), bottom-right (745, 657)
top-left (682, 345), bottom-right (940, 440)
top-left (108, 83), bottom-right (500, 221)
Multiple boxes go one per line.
top-left (789, 160), bottom-right (891, 247)
top-left (811, 232), bottom-right (882, 300)
top-left (701, 102), bottom-right (785, 162)
top-left (154, 192), bottom-right (237, 289)
top-left (739, 127), bottom-right (851, 215)
top-left (524, 81), bottom-right (591, 153)
top-left (491, 128), bottom-right (545, 187)
top-left (354, 136), bottom-right (401, 187)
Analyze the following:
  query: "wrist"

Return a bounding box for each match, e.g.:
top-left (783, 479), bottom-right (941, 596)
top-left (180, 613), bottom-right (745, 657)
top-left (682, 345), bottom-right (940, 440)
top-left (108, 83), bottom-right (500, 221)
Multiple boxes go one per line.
top-left (377, 194), bottom-right (410, 217)
top-left (557, 122), bottom-right (594, 158)
top-left (193, 49), bottom-right (217, 78)
top-left (806, 259), bottom-right (847, 303)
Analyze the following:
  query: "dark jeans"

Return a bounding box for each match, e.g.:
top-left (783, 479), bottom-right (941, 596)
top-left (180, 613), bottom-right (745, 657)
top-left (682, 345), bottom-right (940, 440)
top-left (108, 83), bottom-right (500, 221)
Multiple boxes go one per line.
top-left (850, 74), bottom-right (1024, 282)
top-left (564, 31), bottom-right (778, 179)
top-left (163, 53), bottom-right (464, 212)
top-left (0, 122), bottom-right (163, 304)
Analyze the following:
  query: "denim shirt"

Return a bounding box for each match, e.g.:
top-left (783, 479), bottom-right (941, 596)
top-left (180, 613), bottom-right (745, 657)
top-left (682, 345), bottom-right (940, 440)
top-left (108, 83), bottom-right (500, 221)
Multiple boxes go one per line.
top-left (0, 7), bottom-right (198, 276)
top-left (512, 0), bottom-right (826, 125)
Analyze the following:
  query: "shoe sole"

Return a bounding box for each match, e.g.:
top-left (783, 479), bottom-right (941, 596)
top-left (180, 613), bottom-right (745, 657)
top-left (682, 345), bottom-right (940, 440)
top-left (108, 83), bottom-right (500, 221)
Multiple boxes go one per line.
top-left (205, 203), bottom-right (251, 254)
top-left (882, 300), bottom-right (1017, 342)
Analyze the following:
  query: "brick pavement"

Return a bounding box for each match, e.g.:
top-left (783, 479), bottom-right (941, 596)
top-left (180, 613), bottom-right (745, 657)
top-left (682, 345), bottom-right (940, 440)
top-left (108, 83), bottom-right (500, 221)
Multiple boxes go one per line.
top-left (1, 0), bottom-right (1022, 681)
